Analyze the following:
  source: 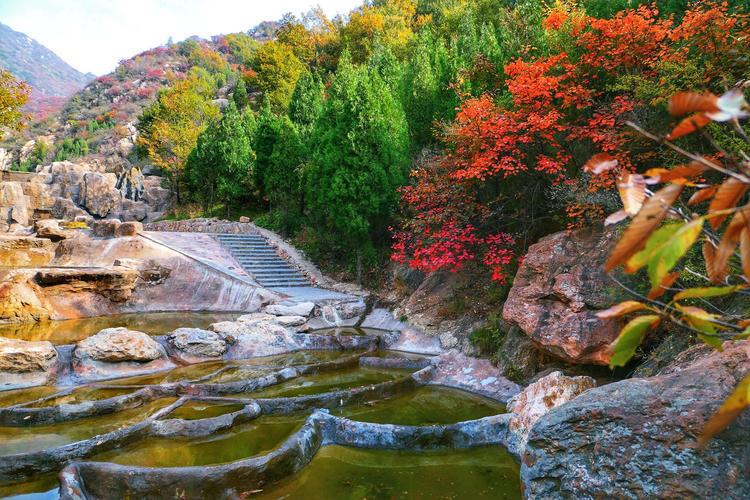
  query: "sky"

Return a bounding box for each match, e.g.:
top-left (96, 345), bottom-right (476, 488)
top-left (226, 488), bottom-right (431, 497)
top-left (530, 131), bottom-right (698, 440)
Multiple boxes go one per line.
top-left (0, 0), bottom-right (361, 76)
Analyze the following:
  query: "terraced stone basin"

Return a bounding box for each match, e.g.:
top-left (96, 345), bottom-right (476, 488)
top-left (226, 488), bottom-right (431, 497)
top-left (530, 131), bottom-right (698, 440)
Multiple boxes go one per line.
top-left (0, 311), bottom-right (242, 344)
top-left (259, 445), bottom-right (521, 499)
top-left (0, 321), bottom-right (520, 499)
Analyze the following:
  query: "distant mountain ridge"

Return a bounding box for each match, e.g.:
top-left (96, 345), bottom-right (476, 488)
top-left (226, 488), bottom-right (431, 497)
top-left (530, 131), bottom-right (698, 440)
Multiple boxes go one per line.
top-left (0, 21), bottom-right (94, 116)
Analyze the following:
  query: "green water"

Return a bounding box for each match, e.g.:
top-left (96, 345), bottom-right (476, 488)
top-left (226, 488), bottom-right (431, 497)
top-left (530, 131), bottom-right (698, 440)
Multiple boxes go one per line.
top-left (0, 398), bottom-right (175, 455)
top-left (93, 415), bottom-right (303, 467)
top-left (26, 387), bottom-right (134, 408)
top-left (166, 401), bottom-right (246, 420)
top-left (259, 445), bottom-right (521, 499)
top-left (335, 386), bottom-right (505, 425)
top-left (0, 312), bottom-right (241, 344)
top-left (101, 359), bottom-right (230, 386)
top-left (235, 350), bottom-right (360, 367)
top-left (245, 367), bottom-right (410, 398)
top-left (0, 475), bottom-right (58, 499)
top-left (0, 386), bottom-right (60, 408)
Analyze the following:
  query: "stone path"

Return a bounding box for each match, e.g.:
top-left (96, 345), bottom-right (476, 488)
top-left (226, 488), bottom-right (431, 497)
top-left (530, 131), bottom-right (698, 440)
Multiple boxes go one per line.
top-left (215, 233), bottom-right (310, 288)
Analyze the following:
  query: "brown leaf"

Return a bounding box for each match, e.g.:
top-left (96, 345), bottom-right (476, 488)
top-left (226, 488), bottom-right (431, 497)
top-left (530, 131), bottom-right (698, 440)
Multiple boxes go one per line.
top-left (709, 178), bottom-right (749, 229)
top-left (583, 153), bottom-right (618, 175)
top-left (647, 271), bottom-right (680, 299)
top-left (618, 173), bottom-right (647, 215)
top-left (605, 184), bottom-right (684, 272)
top-left (688, 185), bottom-right (718, 206)
top-left (740, 228), bottom-right (750, 281)
top-left (666, 113), bottom-right (713, 140)
top-left (668, 92), bottom-right (719, 116)
top-left (713, 207), bottom-right (750, 282)
top-left (703, 240), bottom-right (721, 284)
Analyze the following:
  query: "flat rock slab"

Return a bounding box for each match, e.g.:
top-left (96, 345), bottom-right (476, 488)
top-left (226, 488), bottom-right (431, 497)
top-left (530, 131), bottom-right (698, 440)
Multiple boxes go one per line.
top-left (432, 351), bottom-right (521, 403)
top-left (265, 302), bottom-right (316, 317)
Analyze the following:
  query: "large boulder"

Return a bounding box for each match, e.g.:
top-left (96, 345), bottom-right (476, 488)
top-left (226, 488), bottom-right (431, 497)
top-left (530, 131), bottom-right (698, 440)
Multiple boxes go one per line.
top-left (80, 172), bottom-right (120, 217)
top-left (522, 340), bottom-right (750, 498)
top-left (0, 181), bottom-right (30, 226)
top-left (0, 336), bottom-right (58, 390)
top-left (73, 327), bottom-right (174, 381)
top-left (75, 327), bottom-right (163, 362)
top-left (0, 336), bottom-right (58, 372)
top-left (167, 328), bottom-right (227, 359)
top-left (34, 219), bottom-right (70, 241)
top-left (506, 371), bottom-right (595, 456)
top-left (142, 176), bottom-right (171, 212)
top-left (210, 319), bottom-right (300, 358)
top-left (503, 227), bottom-right (623, 365)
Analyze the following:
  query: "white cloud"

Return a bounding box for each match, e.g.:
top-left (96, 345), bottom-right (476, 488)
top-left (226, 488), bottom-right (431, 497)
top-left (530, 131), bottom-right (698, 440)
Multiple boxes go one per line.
top-left (0, 0), bottom-right (360, 75)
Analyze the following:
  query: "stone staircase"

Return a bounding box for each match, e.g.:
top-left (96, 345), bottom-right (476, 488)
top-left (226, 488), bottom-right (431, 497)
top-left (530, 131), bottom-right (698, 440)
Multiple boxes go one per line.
top-left (215, 233), bottom-right (310, 288)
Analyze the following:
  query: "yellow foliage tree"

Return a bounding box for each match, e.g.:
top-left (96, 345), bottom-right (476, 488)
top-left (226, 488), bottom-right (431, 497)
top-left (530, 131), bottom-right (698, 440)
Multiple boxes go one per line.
top-left (249, 41), bottom-right (304, 112)
top-left (137, 69), bottom-right (219, 200)
top-left (0, 69), bottom-right (30, 139)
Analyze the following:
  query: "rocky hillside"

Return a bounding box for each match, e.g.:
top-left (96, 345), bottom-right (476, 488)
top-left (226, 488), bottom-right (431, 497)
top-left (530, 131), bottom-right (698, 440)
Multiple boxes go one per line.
top-left (0, 22), bottom-right (93, 117)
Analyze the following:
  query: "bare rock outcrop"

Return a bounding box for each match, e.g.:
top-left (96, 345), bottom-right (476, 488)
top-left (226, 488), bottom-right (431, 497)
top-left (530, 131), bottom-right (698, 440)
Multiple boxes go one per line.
top-left (80, 172), bottom-right (120, 217)
top-left (0, 273), bottom-right (52, 323)
top-left (35, 267), bottom-right (139, 302)
top-left (0, 236), bottom-right (55, 266)
top-left (521, 340), bottom-right (750, 498)
top-left (503, 227), bottom-right (623, 365)
top-left (0, 181), bottom-right (30, 227)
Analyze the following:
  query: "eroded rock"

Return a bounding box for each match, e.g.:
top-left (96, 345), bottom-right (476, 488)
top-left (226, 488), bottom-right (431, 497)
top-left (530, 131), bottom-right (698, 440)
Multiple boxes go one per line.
top-left (167, 328), bottom-right (227, 358)
top-left (211, 320), bottom-right (300, 358)
top-left (35, 267), bottom-right (138, 302)
top-left (506, 371), bottom-right (595, 456)
top-left (503, 227), bottom-right (623, 365)
top-left (0, 336), bottom-right (58, 372)
top-left (0, 236), bottom-right (55, 267)
top-left (522, 340), bottom-right (750, 498)
top-left (80, 172), bottom-right (120, 217)
top-left (75, 327), bottom-right (164, 362)
top-left (0, 273), bottom-right (52, 323)
top-left (0, 181), bottom-right (30, 226)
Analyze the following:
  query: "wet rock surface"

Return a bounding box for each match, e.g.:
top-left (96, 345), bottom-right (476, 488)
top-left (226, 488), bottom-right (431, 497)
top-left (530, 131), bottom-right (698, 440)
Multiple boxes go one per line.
top-left (265, 301), bottom-right (315, 317)
top-left (521, 340), bottom-right (750, 498)
top-left (211, 320), bottom-right (301, 358)
top-left (432, 351), bottom-right (522, 403)
top-left (503, 227), bottom-right (623, 365)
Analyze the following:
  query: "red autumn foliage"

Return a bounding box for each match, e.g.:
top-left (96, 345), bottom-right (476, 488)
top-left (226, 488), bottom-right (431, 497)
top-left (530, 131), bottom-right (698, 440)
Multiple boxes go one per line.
top-left (392, 1), bottom-right (746, 283)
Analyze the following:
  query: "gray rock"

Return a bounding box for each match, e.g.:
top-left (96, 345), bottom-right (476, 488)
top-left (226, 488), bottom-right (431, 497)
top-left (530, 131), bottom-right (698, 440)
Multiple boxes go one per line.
top-left (522, 340), bottom-right (750, 498)
top-left (265, 301), bottom-right (315, 317)
top-left (167, 328), bottom-right (227, 358)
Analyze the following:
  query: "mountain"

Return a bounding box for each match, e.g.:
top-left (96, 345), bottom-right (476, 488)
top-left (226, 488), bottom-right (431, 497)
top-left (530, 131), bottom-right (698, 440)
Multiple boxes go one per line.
top-left (0, 22), bottom-right (94, 117)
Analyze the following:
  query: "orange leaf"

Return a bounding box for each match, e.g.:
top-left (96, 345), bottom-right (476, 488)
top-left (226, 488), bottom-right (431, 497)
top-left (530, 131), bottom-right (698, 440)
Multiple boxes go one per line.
top-left (698, 374), bottom-right (750, 448)
top-left (596, 301), bottom-right (649, 319)
top-left (618, 173), bottom-right (647, 215)
top-left (688, 185), bottom-right (718, 206)
top-left (740, 228), bottom-right (750, 281)
top-left (709, 178), bottom-right (749, 229)
top-left (713, 206), bottom-right (750, 282)
top-left (583, 153), bottom-right (618, 175)
top-left (668, 92), bottom-right (719, 116)
top-left (647, 271), bottom-right (680, 300)
top-left (656, 162), bottom-right (708, 183)
top-left (703, 240), bottom-right (721, 284)
top-left (666, 113), bottom-right (712, 140)
top-left (605, 184), bottom-right (684, 272)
